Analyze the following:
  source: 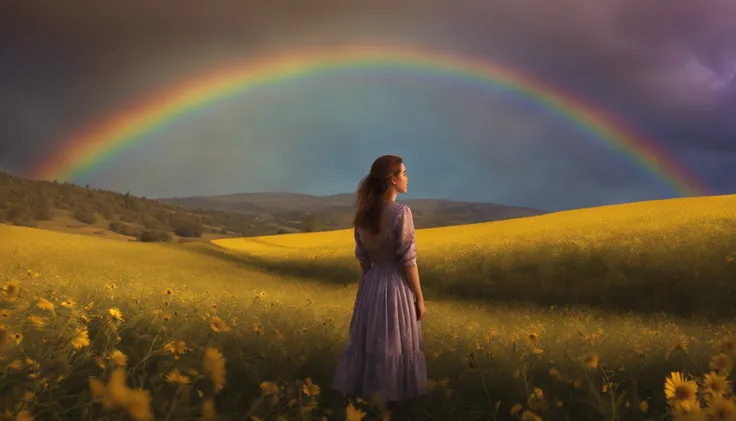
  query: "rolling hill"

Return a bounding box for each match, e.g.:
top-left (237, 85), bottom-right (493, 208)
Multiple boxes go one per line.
top-left (159, 192), bottom-right (547, 231)
top-left (0, 171), bottom-right (545, 242)
top-left (214, 193), bottom-right (736, 318)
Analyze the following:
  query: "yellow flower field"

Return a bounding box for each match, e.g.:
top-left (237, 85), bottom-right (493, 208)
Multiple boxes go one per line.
top-left (214, 194), bottom-right (736, 318)
top-left (0, 194), bottom-right (734, 420)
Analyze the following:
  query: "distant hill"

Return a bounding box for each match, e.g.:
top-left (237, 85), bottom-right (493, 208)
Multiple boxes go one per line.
top-left (0, 170), bottom-right (545, 242)
top-left (0, 171), bottom-right (264, 242)
top-left (158, 192), bottom-right (547, 230)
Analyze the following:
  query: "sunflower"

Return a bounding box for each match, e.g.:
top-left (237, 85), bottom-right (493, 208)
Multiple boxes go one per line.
top-left (203, 348), bottom-right (226, 392)
top-left (71, 329), bottom-right (90, 349)
top-left (28, 315), bottom-right (46, 328)
top-left (703, 372), bottom-right (731, 399)
top-left (36, 298), bottom-right (55, 312)
top-left (163, 340), bottom-right (188, 358)
top-left (260, 381), bottom-right (280, 395)
top-left (707, 397), bottom-right (736, 421)
top-left (584, 353), bottom-right (599, 369)
top-left (110, 350), bottom-right (127, 366)
top-left (711, 354), bottom-right (734, 375)
top-left (345, 403), bottom-right (366, 421)
top-left (720, 337), bottom-right (736, 354)
top-left (108, 308), bottom-right (124, 322)
top-left (302, 377), bottom-right (320, 397)
top-left (665, 372), bottom-right (698, 406)
top-left (2, 281), bottom-right (19, 301)
top-left (210, 316), bottom-right (229, 333)
top-left (165, 369), bottom-right (190, 385)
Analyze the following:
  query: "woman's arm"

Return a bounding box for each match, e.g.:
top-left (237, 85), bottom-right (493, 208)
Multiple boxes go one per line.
top-left (403, 263), bottom-right (424, 303)
top-left (397, 206), bottom-right (424, 302)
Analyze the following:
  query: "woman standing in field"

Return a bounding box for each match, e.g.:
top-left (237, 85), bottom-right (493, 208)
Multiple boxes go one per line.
top-left (332, 155), bottom-right (428, 416)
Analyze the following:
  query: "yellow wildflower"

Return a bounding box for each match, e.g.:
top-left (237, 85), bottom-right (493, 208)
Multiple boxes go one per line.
top-left (203, 347), bottom-right (226, 392)
top-left (28, 316), bottom-right (46, 328)
top-left (110, 350), bottom-right (127, 366)
top-left (510, 403), bottom-right (524, 415)
top-left (210, 316), bottom-right (229, 333)
top-left (71, 329), bottom-right (90, 349)
top-left (345, 402), bottom-right (366, 421)
top-left (2, 281), bottom-right (19, 301)
top-left (711, 354), bottom-right (734, 375)
top-left (665, 372), bottom-right (698, 407)
top-left (36, 298), bottom-right (54, 312)
top-left (706, 396), bottom-right (736, 421)
top-left (303, 377), bottom-right (320, 397)
top-left (16, 410), bottom-right (32, 421)
top-left (718, 336), bottom-right (736, 354)
top-left (584, 353), bottom-right (599, 369)
top-left (163, 340), bottom-right (188, 359)
top-left (108, 308), bottom-right (124, 322)
top-left (165, 369), bottom-right (190, 384)
top-left (201, 398), bottom-right (217, 421)
top-left (521, 410), bottom-right (542, 421)
top-left (127, 388), bottom-right (154, 421)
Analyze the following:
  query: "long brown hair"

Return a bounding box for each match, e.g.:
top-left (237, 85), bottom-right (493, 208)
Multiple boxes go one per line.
top-left (353, 155), bottom-right (404, 235)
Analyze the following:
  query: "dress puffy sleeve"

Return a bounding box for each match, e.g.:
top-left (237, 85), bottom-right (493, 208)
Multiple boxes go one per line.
top-left (395, 205), bottom-right (417, 267)
top-left (354, 228), bottom-right (373, 270)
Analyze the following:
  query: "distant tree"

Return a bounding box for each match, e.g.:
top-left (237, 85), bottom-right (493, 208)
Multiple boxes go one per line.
top-left (4, 205), bottom-right (28, 222)
top-left (302, 214), bottom-right (321, 233)
top-left (120, 213), bottom-right (140, 224)
top-left (33, 196), bottom-right (54, 220)
top-left (172, 219), bottom-right (203, 238)
top-left (108, 221), bottom-right (141, 237)
top-left (72, 207), bottom-right (96, 224)
top-left (138, 229), bottom-right (172, 243)
top-left (0, 188), bottom-right (9, 210)
top-left (97, 202), bottom-right (116, 220)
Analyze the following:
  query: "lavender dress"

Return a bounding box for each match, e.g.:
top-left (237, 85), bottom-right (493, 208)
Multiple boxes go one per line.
top-left (332, 201), bottom-right (428, 407)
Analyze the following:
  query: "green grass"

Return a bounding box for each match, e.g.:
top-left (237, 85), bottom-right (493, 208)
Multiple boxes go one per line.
top-left (0, 195), bottom-right (734, 420)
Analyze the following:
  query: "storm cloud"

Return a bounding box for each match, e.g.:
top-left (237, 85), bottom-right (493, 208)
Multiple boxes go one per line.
top-left (0, 0), bottom-right (733, 210)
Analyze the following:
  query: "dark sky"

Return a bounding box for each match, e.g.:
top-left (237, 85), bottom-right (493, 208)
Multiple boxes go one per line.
top-left (1, 0), bottom-right (734, 211)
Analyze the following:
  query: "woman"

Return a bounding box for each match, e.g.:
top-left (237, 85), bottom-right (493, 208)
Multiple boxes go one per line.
top-left (332, 155), bottom-right (428, 416)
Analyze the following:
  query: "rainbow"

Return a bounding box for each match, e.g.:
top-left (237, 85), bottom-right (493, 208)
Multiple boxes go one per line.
top-left (36, 45), bottom-right (709, 196)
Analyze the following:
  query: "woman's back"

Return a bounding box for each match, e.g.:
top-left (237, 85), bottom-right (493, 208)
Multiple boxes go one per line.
top-left (354, 200), bottom-right (404, 266)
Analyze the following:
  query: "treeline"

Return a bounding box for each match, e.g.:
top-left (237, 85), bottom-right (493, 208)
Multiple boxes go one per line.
top-left (0, 171), bottom-right (262, 242)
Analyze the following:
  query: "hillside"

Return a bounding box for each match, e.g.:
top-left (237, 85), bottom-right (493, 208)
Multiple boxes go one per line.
top-left (0, 170), bottom-right (545, 242)
top-left (159, 191), bottom-right (546, 230)
top-left (214, 194), bottom-right (736, 318)
top-left (0, 171), bottom-right (263, 241)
